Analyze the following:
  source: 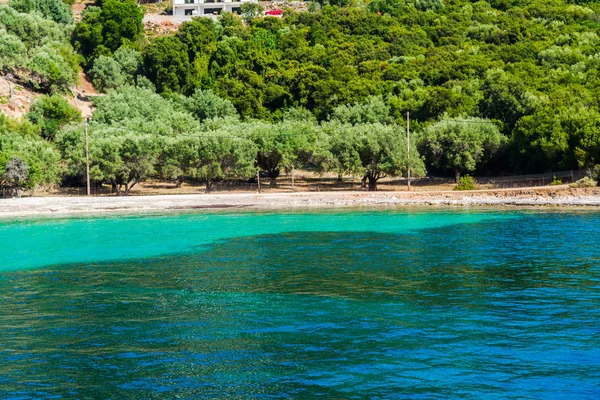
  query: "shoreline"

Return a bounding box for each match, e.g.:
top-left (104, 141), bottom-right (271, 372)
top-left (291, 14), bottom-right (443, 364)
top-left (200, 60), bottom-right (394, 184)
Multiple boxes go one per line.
top-left (1, 186), bottom-right (600, 219)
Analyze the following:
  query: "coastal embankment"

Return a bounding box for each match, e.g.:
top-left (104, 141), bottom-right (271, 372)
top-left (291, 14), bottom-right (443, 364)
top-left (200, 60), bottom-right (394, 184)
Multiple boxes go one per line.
top-left (1, 186), bottom-right (600, 218)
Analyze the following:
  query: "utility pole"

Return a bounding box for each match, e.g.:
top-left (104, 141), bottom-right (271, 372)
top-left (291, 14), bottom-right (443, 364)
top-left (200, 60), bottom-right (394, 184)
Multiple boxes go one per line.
top-left (256, 170), bottom-right (261, 193)
top-left (406, 111), bottom-right (411, 191)
top-left (85, 117), bottom-right (90, 196)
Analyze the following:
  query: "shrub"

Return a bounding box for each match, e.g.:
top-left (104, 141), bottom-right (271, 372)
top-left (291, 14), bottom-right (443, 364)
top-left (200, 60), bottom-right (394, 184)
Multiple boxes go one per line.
top-left (551, 176), bottom-right (563, 185)
top-left (569, 177), bottom-right (597, 188)
top-left (592, 165), bottom-right (600, 182)
top-left (455, 175), bottom-right (478, 190)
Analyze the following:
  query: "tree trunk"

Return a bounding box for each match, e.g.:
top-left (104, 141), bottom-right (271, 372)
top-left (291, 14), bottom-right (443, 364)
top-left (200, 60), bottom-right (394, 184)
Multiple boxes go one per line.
top-left (205, 179), bottom-right (213, 193)
top-left (455, 169), bottom-right (461, 183)
top-left (266, 168), bottom-right (279, 187)
top-left (337, 173), bottom-right (343, 182)
top-left (367, 176), bottom-right (378, 191)
top-left (112, 181), bottom-right (123, 196)
top-left (175, 177), bottom-right (184, 188)
top-left (361, 175), bottom-right (367, 189)
top-left (124, 179), bottom-right (137, 195)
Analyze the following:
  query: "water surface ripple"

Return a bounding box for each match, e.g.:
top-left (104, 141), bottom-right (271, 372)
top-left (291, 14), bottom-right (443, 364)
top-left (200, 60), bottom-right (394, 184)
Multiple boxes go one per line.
top-left (0, 210), bottom-right (599, 398)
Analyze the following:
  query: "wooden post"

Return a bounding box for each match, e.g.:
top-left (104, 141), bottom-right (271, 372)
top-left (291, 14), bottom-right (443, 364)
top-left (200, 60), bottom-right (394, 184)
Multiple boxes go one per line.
top-left (407, 111), bottom-right (411, 191)
top-left (85, 118), bottom-right (90, 196)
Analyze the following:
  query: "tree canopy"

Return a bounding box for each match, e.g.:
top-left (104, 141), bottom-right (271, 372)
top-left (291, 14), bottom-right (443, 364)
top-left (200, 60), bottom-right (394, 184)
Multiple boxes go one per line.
top-left (420, 117), bottom-right (507, 181)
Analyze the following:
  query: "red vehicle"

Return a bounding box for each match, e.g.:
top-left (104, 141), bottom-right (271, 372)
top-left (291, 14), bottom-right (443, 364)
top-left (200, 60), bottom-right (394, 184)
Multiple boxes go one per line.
top-left (265, 9), bottom-right (284, 16)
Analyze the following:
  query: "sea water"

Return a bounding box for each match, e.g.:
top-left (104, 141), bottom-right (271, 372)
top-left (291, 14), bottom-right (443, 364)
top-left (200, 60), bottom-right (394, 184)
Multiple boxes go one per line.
top-left (0, 209), bottom-right (598, 398)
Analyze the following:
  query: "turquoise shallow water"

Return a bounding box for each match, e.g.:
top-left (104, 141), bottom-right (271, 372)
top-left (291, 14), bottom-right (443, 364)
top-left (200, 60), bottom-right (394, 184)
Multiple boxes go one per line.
top-left (0, 209), bottom-right (599, 398)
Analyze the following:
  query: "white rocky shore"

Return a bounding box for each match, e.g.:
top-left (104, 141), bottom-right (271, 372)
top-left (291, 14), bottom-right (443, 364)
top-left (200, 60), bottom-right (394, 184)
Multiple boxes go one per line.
top-left (1, 186), bottom-right (600, 218)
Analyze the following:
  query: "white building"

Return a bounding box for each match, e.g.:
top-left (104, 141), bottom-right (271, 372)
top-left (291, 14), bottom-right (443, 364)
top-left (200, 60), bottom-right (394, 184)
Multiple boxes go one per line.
top-left (172, 0), bottom-right (257, 17)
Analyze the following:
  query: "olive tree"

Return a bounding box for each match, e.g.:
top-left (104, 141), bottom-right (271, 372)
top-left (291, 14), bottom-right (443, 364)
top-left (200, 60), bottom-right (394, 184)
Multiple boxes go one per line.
top-left (184, 89), bottom-right (238, 122)
top-left (316, 122), bottom-right (425, 190)
top-left (420, 117), bottom-right (506, 182)
top-left (163, 133), bottom-right (256, 193)
top-left (0, 132), bottom-right (61, 191)
top-left (247, 120), bottom-right (317, 186)
top-left (1, 156), bottom-right (29, 197)
top-left (56, 126), bottom-right (159, 195)
top-left (91, 86), bottom-right (200, 135)
top-left (355, 123), bottom-right (425, 191)
top-left (315, 122), bottom-right (362, 181)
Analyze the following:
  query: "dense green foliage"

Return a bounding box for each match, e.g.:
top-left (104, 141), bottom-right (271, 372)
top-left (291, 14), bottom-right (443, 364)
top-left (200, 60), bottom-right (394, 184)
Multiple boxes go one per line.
top-left (72, 0), bottom-right (144, 67)
top-left (0, 114), bottom-right (62, 191)
top-left (0, 5), bottom-right (78, 92)
top-left (27, 95), bottom-right (82, 140)
top-left (101, 0), bottom-right (600, 175)
top-left (89, 47), bottom-right (143, 92)
top-left (454, 174), bottom-right (478, 190)
top-left (420, 117), bottom-right (506, 181)
top-left (51, 86), bottom-right (427, 192)
top-left (6, 0), bottom-right (600, 195)
top-left (9, 0), bottom-right (73, 24)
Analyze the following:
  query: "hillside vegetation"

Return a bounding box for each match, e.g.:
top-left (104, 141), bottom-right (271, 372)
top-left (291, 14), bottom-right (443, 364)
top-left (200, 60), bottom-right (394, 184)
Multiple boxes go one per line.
top-left (2, 0), bottom-right (600, 194)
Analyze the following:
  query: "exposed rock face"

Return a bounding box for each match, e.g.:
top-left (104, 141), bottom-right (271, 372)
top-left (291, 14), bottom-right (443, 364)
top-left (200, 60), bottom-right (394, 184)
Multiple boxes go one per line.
top-left (0, 75), bottom-right (95, 120)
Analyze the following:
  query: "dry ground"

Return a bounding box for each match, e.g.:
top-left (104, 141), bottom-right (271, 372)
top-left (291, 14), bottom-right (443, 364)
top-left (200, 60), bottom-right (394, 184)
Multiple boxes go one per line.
top-left (35, 171), bottom-right (476, 197)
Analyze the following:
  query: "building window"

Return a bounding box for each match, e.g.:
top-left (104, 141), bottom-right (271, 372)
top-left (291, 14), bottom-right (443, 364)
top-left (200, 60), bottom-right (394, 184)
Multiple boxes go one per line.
top-left (184, 0), bottom-right (195, 3)
top-left (185, 9), bottom-right (194, 15)
top-left (231, 7), bottom-right (240, 13)
top-left (204, 7), bottom-right (221, 14)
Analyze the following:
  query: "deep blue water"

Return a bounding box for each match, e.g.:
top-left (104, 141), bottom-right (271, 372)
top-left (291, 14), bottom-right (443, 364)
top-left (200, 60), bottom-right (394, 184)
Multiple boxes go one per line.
top-left (0, 209), bottom-right (599, 398)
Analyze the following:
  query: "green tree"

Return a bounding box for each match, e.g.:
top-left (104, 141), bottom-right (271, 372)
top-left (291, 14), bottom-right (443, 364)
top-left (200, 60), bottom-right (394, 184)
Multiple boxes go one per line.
top-left (330, 96), bottom-right (394, 125)
top-left (165, 134), bottom-right (256, 192)
top-left (72, 0), bottom-right (144, 66)
top-left (0, 31), bottom-right (26, 72)
top-left (114, 46), bottom-right (141, 79)
top-left (1, 156), bottom-right (29, 197)
top-left (315, 122), bottom-right (362, 182)
top-left (184, 89), bottom-right (238, 122)
top-left (56, 126), bottom-right (158, 195)
top-left (89, 55), bottom-right (126, 92)
top-left (248, 120), bottom-right (317, 186)
top-left (240, 2), bottom-right (264, 23)
top-left (142, 36), bottom-right (193, 94)
top-left (420, 117), bottom-right (506, 182)
top-left (27, 94), bottom-right (82, 141)
top-left (9, 0), bottom-right (73, 24)
top-left (176, 17), bottom-right (218, 61)
top-left (353, 123), bottom-right (425, 191)
top-left (0, 131), bottom-right (61, 189)
top-left (91, 86), bottom-right (199, 135)
top-left (89, 47), bottom-right (141, 92)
